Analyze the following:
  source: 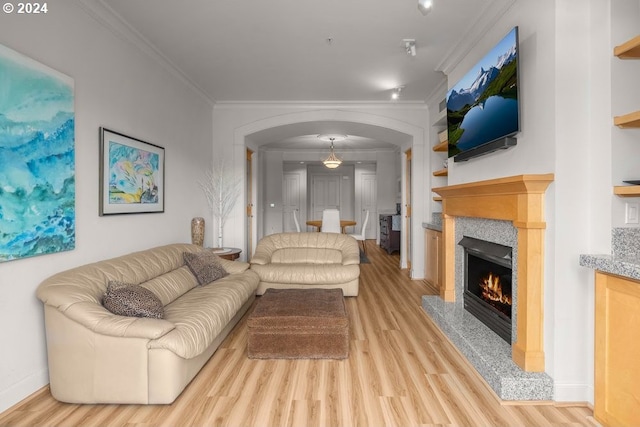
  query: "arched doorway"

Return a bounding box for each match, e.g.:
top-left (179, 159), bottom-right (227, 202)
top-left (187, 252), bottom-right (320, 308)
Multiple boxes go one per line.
top-left (233, 109), bottom-right (426, 277)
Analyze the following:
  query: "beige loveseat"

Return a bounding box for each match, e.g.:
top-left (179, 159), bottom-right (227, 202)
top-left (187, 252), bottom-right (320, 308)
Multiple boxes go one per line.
top-left (36, 243), bottom-right (259, 404)
top-left (250, 232), bottom-right (360, 296)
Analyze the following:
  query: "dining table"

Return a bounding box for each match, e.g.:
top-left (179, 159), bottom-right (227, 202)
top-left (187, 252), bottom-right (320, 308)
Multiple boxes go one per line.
top-left (306, 219), bottom-right (356, 234)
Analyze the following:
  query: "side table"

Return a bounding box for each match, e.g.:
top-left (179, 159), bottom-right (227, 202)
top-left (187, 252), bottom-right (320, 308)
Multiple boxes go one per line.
top-left (209, 247), bottom-right (242, 261)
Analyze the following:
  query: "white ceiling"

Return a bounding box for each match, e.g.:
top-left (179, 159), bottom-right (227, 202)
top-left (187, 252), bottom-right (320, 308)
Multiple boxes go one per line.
top-left (101, 0), bottom-right (511, 149)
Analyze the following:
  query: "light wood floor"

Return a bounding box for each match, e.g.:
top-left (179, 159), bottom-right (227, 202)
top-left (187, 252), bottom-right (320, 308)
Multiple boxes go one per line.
top-left (0, 242), bottom-right (597, 427)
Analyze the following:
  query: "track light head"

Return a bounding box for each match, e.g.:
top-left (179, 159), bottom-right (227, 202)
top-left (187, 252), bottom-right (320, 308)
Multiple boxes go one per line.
top-left (391, 86), bottom-right (404, 100)
top-left (403, 39), bottom-right (417, 57)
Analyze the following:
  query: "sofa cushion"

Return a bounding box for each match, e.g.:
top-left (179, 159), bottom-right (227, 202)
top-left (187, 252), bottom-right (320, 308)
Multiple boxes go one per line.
top-left (103, 281), bottom-right (164, 319)
top-left (183, 251), bottom-right (228, 285)
top-left (149, 270), bottom-right (260, 359)
top-left (250, 263), bottom-right (360, 285)
top-left (270, 247), bottom-right (343, 264)
top-left (139, 266), bottom-right (198, 306)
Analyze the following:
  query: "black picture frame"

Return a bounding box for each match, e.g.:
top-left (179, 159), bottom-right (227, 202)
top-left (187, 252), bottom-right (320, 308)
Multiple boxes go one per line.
top-left (99, 127), bottom-right (165, 215)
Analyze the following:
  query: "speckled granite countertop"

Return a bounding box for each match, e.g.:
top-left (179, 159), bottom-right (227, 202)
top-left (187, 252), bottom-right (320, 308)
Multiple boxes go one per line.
top-left (422, 212), bottom-right (442, 232)
top-left (580, 228), bottom-right (640, 281)
top-left (579, 254), bottom-right (640, 281)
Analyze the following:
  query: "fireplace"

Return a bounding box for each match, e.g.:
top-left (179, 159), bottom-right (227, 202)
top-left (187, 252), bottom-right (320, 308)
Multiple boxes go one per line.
top-left (459, 236), bottom-right (513, 343)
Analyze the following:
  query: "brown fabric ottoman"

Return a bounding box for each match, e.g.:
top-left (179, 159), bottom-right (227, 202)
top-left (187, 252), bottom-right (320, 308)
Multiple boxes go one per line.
top-left (247, 288), bottom-right (349, 359)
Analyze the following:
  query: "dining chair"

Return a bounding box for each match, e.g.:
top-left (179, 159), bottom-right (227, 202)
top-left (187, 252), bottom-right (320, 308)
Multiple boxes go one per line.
top-left (321, 209), bottom-right (341, 233)
top-left (292, 209), bottom-right (301, 232)
top-left (349, 210), bottom-right (369, 253)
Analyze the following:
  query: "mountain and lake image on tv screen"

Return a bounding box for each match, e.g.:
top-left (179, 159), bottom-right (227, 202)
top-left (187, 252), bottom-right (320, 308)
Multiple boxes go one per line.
top-left (447, 27), bottom-right (519, 159)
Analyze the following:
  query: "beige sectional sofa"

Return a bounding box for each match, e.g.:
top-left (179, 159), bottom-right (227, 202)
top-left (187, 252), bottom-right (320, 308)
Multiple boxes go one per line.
top-left (36, 243), bottom-right (259, 405)
top-left (250, 232), bottom-right (360, 296)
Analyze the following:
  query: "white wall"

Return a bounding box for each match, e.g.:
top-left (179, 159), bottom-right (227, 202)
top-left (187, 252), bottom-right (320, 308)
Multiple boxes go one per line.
top-left (442, 0), bottom-right (635, 403)
top-left (261, 151), bottom-right (285, 235)
top-left (0, 0), bottom-right (213, 412)
top-left (376, 151), bottom-right (400, 213)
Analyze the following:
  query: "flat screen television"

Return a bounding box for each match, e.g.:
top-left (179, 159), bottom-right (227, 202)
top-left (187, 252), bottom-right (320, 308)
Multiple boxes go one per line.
top-left (447, 27), bottom-right (520, 162)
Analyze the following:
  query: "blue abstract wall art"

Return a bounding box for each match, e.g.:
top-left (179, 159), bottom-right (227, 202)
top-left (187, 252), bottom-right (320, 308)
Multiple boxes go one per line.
top-left (0, 44), bottom-right (75, 262)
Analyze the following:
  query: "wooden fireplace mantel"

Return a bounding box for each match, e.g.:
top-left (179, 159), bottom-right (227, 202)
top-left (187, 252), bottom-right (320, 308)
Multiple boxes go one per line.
top-left (432, 173), bottom-right (554, 372)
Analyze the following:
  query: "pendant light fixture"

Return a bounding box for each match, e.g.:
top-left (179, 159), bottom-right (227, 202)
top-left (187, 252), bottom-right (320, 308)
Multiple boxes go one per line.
top-left (318, 134), bottom-right (347, 169)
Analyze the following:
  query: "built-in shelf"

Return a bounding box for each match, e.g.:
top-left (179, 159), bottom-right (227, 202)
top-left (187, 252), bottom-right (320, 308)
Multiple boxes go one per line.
top-left (614, 110), bottom-right (640, 128)
top-left (614, 186), bottom-right (640, 197)
top-left (432, 109), bottom-right (447, 127)
top-left (614, 35), bottom-right (640, 58)
top-left (431, 99), bottom-right (448, 205)
top-left (433, 141), bottom-right (448, 152)
top-left (612, 36), bottom-right (640, 197)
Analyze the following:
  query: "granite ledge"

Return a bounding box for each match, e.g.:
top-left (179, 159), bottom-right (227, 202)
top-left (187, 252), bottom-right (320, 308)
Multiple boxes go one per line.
top-left (421, 296), bottom-right (553, 401)
top-left (579, 254), bottom-right (640, 282)
top-left (422, 212), bottom-right (443, 231)
top-left (422, 222), bottom-right (442, 232)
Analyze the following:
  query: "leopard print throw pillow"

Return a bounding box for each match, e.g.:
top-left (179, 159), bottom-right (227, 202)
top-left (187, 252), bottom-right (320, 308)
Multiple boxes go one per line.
top-left (103, 280), bottom-right (164, 319)
top-left (183, 251), bottom-right (229, 285)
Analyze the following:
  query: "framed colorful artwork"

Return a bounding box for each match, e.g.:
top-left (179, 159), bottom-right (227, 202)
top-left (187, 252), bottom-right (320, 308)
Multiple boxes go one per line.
top-left (99, 128), bottom-right (165, 215)
top-left (0, 43), bottom-right (75, 263)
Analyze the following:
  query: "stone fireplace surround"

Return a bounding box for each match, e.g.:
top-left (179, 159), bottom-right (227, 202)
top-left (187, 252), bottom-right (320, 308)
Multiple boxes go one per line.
top-left (422, 217), bottom-right (553, 400)
top-left (422, 174), bottom-right (554, 400)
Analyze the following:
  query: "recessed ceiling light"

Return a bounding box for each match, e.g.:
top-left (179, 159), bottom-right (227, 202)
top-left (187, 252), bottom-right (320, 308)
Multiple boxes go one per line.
top-left (418, 0), bottom-right (433, 15)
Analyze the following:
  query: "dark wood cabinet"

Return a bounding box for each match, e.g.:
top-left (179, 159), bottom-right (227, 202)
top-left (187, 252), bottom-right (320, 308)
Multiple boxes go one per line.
top-left (379, 214), bottom-right (400, 254)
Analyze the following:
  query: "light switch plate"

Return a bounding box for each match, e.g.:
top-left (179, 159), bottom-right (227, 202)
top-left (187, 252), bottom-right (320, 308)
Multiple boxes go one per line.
top-left (625, 202), bottom-right (639, 224)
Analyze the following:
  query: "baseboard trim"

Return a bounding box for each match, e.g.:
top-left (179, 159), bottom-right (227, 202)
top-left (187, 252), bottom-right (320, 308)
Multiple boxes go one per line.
top-left (0, 368), bottom-right (49, 415)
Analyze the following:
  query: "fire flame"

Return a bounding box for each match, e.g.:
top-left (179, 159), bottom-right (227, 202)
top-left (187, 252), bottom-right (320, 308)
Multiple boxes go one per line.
top-left (480, 273), bottom-right (512, 305)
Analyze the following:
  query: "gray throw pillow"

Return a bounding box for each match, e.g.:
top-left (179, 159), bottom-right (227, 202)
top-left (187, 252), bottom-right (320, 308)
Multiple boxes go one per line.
top-left (184, 251), bottom-right (229, 285)
top-left (103, 281), bottom-right (164, 319)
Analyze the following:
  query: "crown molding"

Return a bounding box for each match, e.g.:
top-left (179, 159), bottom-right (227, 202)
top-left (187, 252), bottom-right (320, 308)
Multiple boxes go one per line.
top-left (261, 147), bottom-right (399, 154)
top-left (425, 77), bottom-right (448, 106)
top-left (73, 0), bottom-right (214, 106)
top-left (213, 100), bottom-right (428, 110)
top-left (435, 0), bottom-right (517, 76)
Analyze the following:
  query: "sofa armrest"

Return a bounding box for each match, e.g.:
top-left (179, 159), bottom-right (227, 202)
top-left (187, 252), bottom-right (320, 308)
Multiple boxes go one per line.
top-left (218, 258), bottom-right (250, 274)
top-left (341, 236), bottom-right (361, 265)
top-left (342, 251), bottom-right (360, 266)
top-left (249, 254), bottom-right (270, 265)
top-left (250, 237), bottom-right (277, 265)
top-left (62, 301), bottom-right (175, 339)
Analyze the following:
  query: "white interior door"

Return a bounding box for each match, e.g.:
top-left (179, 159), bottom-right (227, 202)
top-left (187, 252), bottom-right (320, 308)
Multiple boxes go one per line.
top-left (283, 172), bottom-right (302, 232)
top-left (360, 173), bottom-right (377, 239)
top-left (311, 174), bottom-right (341, 221)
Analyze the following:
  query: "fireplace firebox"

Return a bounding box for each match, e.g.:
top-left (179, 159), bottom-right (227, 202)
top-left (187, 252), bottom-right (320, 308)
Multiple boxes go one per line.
top-left (459, 236), bottom-right (513, 343)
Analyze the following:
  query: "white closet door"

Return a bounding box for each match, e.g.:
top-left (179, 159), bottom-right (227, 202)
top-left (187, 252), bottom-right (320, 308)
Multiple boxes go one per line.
top-left (283, 172), bottom-right (302, 232)
top-left (311, 174), bottom-right (341, 221)
top-left (359, 173), bottom-right (377, 238)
